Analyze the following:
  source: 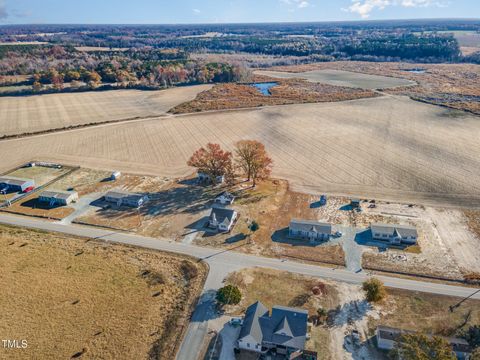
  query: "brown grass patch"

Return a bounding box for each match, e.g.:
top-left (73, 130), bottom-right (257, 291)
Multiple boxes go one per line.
top-left (0, 224), bottom-right (207, 360)
top-left (464, 210), bottom-right (480, 240)
top-left (169, 78), bottom-right (377, 114)
top-left (370, 288), bottom-right (480, 338)
top-left (269, 61), bottom-right (480, 115)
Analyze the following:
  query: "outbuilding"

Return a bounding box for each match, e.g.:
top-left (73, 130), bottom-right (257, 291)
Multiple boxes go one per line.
top-left (39, 190), bottom-right (79, 207)
top-left (215, 192), bottom-right (235, 205)
top-left (289, 219), bottom-right (332, 243)
top-left (104, 190), bottom-right (149, 208)
top-left (370, 223), bottom-right (418, 245)
top-left (0, 176), bottom-right (35, 193)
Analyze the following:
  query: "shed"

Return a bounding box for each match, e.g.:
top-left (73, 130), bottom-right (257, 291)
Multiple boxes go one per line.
top-left (111, 171), bottom-right (121, 180)
top-left (39, 190), bottom-right (78, 206)
top-left (0, 176), bottom-right (35, 193)
top-left (215, 192), bottom-right (235, 205)
top-left (104, 190), bottom-right (148, 208)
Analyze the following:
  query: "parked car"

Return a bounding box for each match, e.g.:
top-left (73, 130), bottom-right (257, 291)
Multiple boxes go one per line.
top-left (334, 231), bottom-right (343, 238)
top-left (229, 317), bottom-right (243, 326)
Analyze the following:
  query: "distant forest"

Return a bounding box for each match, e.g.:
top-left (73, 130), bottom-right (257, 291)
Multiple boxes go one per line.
top-left (0, 19), bottom-right (479, 94)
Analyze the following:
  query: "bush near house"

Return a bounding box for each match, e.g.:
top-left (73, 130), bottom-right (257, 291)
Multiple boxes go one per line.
top-left (216, 285), bottom-right (242, 305)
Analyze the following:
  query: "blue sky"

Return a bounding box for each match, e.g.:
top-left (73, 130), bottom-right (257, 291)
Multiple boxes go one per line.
top-left (0, 0), bottom-right (478, 24)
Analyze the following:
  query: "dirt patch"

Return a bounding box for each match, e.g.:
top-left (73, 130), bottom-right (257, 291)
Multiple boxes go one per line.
top-left (369, 288), bottom-right (480, 338)
top-left (169, 78), bottom-right (377, 114)
top-left (0, 224), bottom-right (207, 360)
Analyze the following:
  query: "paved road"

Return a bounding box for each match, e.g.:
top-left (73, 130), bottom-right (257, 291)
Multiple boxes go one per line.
top-left (0, 213), bottom-right (479, 360)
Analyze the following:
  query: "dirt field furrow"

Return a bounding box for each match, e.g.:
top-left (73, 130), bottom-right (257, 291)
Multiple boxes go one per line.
top-left (0, 85), bottom-right (212, 137)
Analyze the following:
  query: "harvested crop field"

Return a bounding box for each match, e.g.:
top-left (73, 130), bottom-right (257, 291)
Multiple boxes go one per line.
top-left (269, 61), bottom-right (480, 115)
top-left (0, 84), bottom-right (212, 137)
top-left (1, 96), bottom-right (480, 207)
top-left (254, 69), bottom-right (416, 89)
top-left (0, 224), bottom-right (207, 360)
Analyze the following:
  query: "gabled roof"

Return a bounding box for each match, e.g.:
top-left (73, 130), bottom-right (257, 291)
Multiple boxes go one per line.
top-left (238, 302), bottom-right (308, 351)
top-left (40, 190), bottom-right (77, 200)
top-left (105, 190), bottom-right (146, 202)
top-left (209, 207), bottom-right (236, 223)
top-left (238, 301), bottom-right (269, 344)
top-left (0, 176), bottom-right (34, 186)
top-left (371, 223), bottom-right (417, 238)
top-left (289, 219), bottom-right (332, 234)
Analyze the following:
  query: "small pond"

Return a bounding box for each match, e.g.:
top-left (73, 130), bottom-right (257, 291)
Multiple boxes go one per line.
top-left (403, 68), bottom-right (426, 74)
top-left (250, 82), bottom-right (278, 96)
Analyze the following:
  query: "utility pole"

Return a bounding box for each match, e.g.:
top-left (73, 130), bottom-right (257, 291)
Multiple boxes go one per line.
top-left (449, 288), bottom-right (480, 312)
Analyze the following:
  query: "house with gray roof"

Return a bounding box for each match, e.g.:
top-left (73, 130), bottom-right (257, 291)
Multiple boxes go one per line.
top-left (104, 190), bottom-right (149, 208)
top-left (39, 190), bottom-right (78, 207)
top-left (376, 325), bottom-right (471, 359)
top-left (370, 223), bottom-right (418, 245)
top-left (289, 219), bottom-right (332, 243)
top-left (237, 301), bottom-right (314, 359)
top-left (208, 206), bottom-right (237, 232)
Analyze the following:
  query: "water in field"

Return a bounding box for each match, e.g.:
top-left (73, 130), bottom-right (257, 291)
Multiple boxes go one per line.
top-left (403, 68), bottom-right (426, 74)
top-left (250, 82), bottom-right (278, 96)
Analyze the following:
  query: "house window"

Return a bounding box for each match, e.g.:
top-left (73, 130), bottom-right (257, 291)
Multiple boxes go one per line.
top-left (247, 343), bottom-right (250, 348)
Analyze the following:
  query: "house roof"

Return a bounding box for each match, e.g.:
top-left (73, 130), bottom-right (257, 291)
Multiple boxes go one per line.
top-left (371, 223), bottom-right (418, 238)
top-left (40, 190), bottom-right (77, 200)
top-left (377, 326), bottom-right (471, 353)
top-left (216, 191), bottom-right (235, 200)
top-left (239, 301), bottom-right (269, 344)
top-left (209, 207), bottom-right (236, 223)
top-left (105, 190), bottom-right (146, 201)
top-left (0, 176), bottom-right (34, 187)
top-left (239, 302), bottom-right (308, 351)
top-left (289, 219), bottom-right (332, 234)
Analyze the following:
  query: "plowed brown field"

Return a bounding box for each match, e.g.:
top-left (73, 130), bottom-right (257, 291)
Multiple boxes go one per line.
top-left (0, 84), bottom-right (212, 136)
top-left (1, 95), bottom-right (480, 207)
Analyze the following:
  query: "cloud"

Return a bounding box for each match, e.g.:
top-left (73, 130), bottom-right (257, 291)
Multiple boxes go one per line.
top-left (345, 0), bottom-right (447, 18)
top-left (192, 8), bottom-right (201, 14)
top-left (280, 0), bottom-right (311, 9)
top-left (0, 0), bottom-right (8, 21)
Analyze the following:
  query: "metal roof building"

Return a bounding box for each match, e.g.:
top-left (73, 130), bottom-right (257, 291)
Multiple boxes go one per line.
top-left (39, 190), bottom-right (78, 206)
top-left (0, 176), bottom-right (35, 192)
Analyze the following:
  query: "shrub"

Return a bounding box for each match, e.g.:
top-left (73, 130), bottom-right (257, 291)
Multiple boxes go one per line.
top-left (362, 277), bottom-right (386, 302)
top-left (216, 285), bottom-right (242, 305)
top-left (250, 220), bottom-right (259, 232)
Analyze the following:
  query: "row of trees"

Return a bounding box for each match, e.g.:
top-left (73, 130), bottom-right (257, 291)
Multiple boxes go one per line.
top-left (187, 140), bottom-right (272, 187)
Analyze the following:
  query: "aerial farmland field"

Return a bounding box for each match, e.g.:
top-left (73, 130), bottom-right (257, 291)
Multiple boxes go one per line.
top-left (254, 69), bottom-right (416, 89)
top-left (0, 84), bottom-right (211, 137)
top-left (1, 95), bottom-right (480, 207)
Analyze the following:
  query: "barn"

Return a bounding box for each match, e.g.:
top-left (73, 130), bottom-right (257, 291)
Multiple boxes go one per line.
top-left (39, 190), bottom-right (79, 206)
top-left (0, 176), bottom-right (35, 193)
top-left (289, 219), bottom-right (332, 243)
top-left (104, 190), bottom-right (149, 208)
